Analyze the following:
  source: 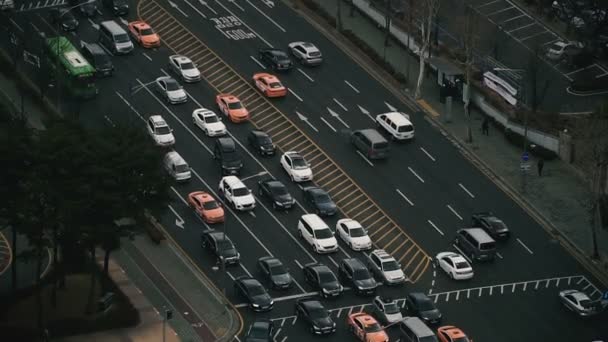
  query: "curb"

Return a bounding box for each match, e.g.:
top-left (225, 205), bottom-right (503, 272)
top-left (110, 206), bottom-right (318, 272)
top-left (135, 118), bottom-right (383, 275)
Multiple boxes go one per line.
top-left (282, 0), bottom-right (608, 287)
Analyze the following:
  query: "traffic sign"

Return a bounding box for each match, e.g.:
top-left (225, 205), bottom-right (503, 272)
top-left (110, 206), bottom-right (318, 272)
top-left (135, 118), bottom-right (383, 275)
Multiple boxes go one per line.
top-left (520, 162), bottom-right (531, 171)
top-left (603, 290), bottom-right (608, 300)
top-left (521, 152), bottom-right (529, 162)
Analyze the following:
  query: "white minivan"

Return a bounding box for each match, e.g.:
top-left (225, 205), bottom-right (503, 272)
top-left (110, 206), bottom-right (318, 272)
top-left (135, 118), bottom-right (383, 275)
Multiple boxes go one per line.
top-left (298, 214), bottom-right (338, 254)
top-left (163, 151), bottom-right (191, 182)
top-left (376, 112), bottom-right (415, 141)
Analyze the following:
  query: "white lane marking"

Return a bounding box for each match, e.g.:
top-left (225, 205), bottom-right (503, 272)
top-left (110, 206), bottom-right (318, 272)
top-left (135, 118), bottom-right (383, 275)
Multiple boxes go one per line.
top-left (333, 98), bottom-right (348, 111)
top-left (487, 5), bottom-right (514, 16)
top-left (408, 167), bottom-right (425, 183)
top-left (384, 102), bottom-right (397, 111)
top-left (170, 186), bottom-right (189, 205)
top-left (240, 264), bottom-right (253, 277)
top-left (489, 287), bottom-right (493, 296)
top-left (327, 255), bottom-right (340, 268)
top-left (395, 189), bottom-right (414, 206)
top-left (250, 55), bottom-right (266, 68)
top-left (297, 68), bottom-right (314, 82)
top-left (327, 107), bottom-right (350, 128)
top-left (320, 117), bottom-right (336, 132)
top-left (476, 0), bottom-right (500, 8)
top-left (452, 244), bottom-right (472, 263)
top-left (344, 80), bottom-right (360, 93)
top-left (357, 105), bottom-right (375, 121)
top-left (455, 291), bottom-right (460, 300)
top-left (294, 259), bottom-right (304, 269)
top-left (512, 284), bottom-right (516, 293)
top-left (516, 238), bottom-right (534, 254)
top-left (273, 328), bottom-right (282, 340)
top-left (245, 0), bottom-right (286, 32)
top-left (10, 19), bottom-right (23, 32)
top-left (228, 0), bottom-right (245, 11)
top-left (214, 0), bottom-right (273, 47)
top-left (446, 205), bottom-right (463, 220)
top-left (428, 220), bottom-right (444, 236)
top-left (295, 111), bottom-right (319, 132)
top-left (336, 308), bottom-right (343, 317)
top-left (288, 88), bottom-right (304, 102)
top-left (501, 13), bottom-right (526, 23)
top-left (280, 336), bottom-right (287, 342)
top-left (458, 183), bottom-right (475, 198)
top-left (496, 252), bottom-right (503, 259)
top-left (226, 271), bottom-right (236, 280)
top-left (183, 0), bottom-right (207, 18)
top-left (167, 205), bottom-right (185, 229)
top-left (420, 147), bottom-right (436, 161)
top-left (142, 52), bottom-right (153, 61)
top-left (115, 92), bottom-right (146, 122)
top-left (356, 151), bottom-right (374, 167)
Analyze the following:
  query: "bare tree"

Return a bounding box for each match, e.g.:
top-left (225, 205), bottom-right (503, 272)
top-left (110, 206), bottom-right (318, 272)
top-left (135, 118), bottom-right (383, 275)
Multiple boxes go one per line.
top-left (460, 5), bottom-right (478, 143)
top-left (574, 103), bottom-right (608, 260)
top-left (414, 0), bottom-right (440, 99)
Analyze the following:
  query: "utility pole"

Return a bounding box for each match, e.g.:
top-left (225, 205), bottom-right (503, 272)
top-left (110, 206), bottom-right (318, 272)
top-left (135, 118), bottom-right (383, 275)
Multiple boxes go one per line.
top-left (336, 0), bottom-right (342, 31)
top-left (221, 218), bottom-right (227, 296)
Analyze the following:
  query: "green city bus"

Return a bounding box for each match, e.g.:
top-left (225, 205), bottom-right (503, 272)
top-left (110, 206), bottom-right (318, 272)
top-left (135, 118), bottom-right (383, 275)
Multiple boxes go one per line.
top-left (46, 36), bottom-right (98, 99)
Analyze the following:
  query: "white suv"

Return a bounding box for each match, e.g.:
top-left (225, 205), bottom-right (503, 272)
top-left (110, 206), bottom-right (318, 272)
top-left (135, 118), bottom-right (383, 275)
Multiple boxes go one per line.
top-left (147, 115), bottom-right (175, 147)
top-left (298, 214), bottom-right (338, 254)
top-left (280, 151), bottom-right (313, 182)
top-left (376, 112), bottom-right (414, 141)
top-left (336, 219), bottom-right (372, 251)
top-left (367, 249), bottom-right (406, 285)
top-left (218, 176), bottom-right (255, 211)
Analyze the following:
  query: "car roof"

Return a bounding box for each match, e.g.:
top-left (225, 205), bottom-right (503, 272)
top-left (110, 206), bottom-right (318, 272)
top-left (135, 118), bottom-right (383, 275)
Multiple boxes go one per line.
top-left (239, 277), bottom-right (262, 288)
top-left (305, 187), bottom-right (327, 196)
top-left (250, 130), bottom-right (269, 138)
top-left (306, 263), bottom-right (330, 273)
top-left (339, 219), bottom-right (362, 229)
top-left (251, 320), bottom-right (271, 329)
top-left (409, 292), bottom-right (431, 302)
top-left (149, 115), bottom-right (168, 126)
top-left (84, 42), bottom-right (106, 54)
top-left (256, 73), bottom-right (280, 82)
top-left (131, 21), bottom-right (151, 29)
top-left (570, 291), bottom-right (590, 301)
top-left (207, 231), bottom-right (232, 242)
top-left (171, 55), bottom-right (191, 63)
top-left (220, 94), bottom-right (240, 103)
top-left (460, 228), bottom-right (495, 243)
top-left (298, 298), bottom-right (324, 309)
top-left (353, 313), bottom-right (379, 325)
top-left (380, 112), bottom-right (412, 125)
top-left (264, 180), bottom-right (284, 188)
top-left (284, 151), bottom-right (302, 158)
top-left (193, 192), bottom-right (214, 202)
top-left (441, 326), bottom-right (467, 338)
top-left (343, 258), bottom-right (366, 270)
top-left (222, 175), bottom-right (246, 188)
top-left (355, 129), bottom-right (387, 142)
top-left (264, 48), bottom-right (287, 55)
top-left (260, 257), bottom-right (282, 267)
top-left (217, 137), bottom-right (236, 149)
top-left (300, 214), bottom-right (329, 229)
top-left (371, 249), bottom-right (394, 261)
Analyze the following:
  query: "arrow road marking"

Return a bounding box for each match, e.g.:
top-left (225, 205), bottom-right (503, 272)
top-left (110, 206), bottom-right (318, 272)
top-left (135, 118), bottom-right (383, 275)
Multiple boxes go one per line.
top-left (245, 0), bottom-right (286, 32)
top-left (183, 0), bottom-right (207, 18)
top-left (327, 107), bottom-right (350, 128)
top-left (296, 111), bottom-right (319, 132)
top-left (344, 80), bottom-right (360, 93)
top-left (167, 205), bottom-right (185, 229)
top-left (261, 0), bottom-right (275, 7)
top-left (168, 0), bottom-right (189, 17)
top-left (358, 105), bottom-right (375, 121)
top-left (320, 117), bottom-right (336, 132)
top-left (333, 98), bottom-right (348, 111)
top-left (214, 0), bottom-right (272, 47)
top-left (385, 101), bottom-right (397, 112)
top-left (200, 0), bottom-right (217, 14)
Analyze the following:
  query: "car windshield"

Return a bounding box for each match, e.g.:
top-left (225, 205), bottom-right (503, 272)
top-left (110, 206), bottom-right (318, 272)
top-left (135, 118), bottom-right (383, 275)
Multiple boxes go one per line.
top-left (314, 193), bottom-right (331, 204)
top-left (165, 80), bottom-right (181, 91)
top-left (228, 101), bottom-right (242, 110)
top-left (318, 270), bottom-right (336, 283)
top-left (269, 82), bottom-right (283, 89)
top-left (452, 337), bottom-right (470, 342)
top-left (580, 299), bottom-right (593, 308)
top-left (309, 51), bottom-right (322, 57)
top-left (292, 157), bottom-right (308, 169)
top-left (202, 200), bottom-right (219, 210)
top-left (140, 28), bottom-right (154, 36)
top-left (382, 260), bottom-right (399, 271)
top-left (352, 269), bottom-right (369, 280)
top-left (270, 264), bottom-right (287, 275)
top-left (249, 325), bottom-right (269, 339)
top-left (156, 126), bottom-right (171, 135)
top-left (258, 136), bottom-right (272, 145)
top-left (248, 284), bottom-right (266, 296)
top-left (181, 62), bottom-right (195, 70)
top-left (363, 322), bottom-right (382, 333)
top-left (489, 219), bottom-right (507, 231)
top-left (93, 54), bottom-right (110, 66)
top-left (223, 151), bottom-right (239, 162)
top-left (205, 115), bottom-right (219, 123)
top-left (115, 33), bottom-right (130, 43)
top-left (175, 164), bottom-right (189, 173)
top-left (397, 124), bottom-right (413, 133)
top-left (349, 227), bottom-right (366, 237)
top-left (270, 185), bottom-right (288, 196)
top-left (314, 228), bottom-right (333, 239)
top-left (309, 306), bottom-right (328, 319)
top-left (217, 239), bottom-right (233, 250)
top-left (384, 302), bottom-right (399, 314)
top-left (233, 187), bottom-right (249, 197)
top-left (455, 261), bottom-right (470, 269)
top-left (417, 299), bottom-right (435, 311)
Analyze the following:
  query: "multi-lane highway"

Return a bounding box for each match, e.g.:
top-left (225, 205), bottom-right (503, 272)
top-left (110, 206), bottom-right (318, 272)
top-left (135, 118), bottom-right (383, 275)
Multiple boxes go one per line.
top-left (8, 0), bottom-right (608, 341)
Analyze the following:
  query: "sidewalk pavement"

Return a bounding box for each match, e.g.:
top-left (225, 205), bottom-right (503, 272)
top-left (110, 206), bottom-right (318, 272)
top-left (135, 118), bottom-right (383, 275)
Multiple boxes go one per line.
top-left (0, 68), bottom-right (47, 130)
top-left (298, 0), bottom-right (608, 280)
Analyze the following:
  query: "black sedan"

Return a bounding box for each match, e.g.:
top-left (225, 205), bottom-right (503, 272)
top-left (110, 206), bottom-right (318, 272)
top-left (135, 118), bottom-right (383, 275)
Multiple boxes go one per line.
top-left (258, 48), bottom-right (293, 71)
top-left (338, 258), bottom-right (378, 295)
top-left (405, 292), bottom-right (442, 325)
top-left (234, 276), bottom-right (274, 312)
top-left (295, 298), bottom-right (336, 335)
top-left (201, 230), bottom-right (240, 265)
top-left (258, 179), bottom-right (295, 210)
top-left (303, 187), bottom-right (337, 216)
top-left (471, 212), bottom-right (510, 240)
top-left (248, 130), bottom-right (275, 156)
top-left (303, 263), bottom-right (343, 298)
top-left (70, 0), bottom-right (97, 17)
top-left (50, 8), bottom-right (79, 31)
top-left (244, 319), bottom-right (274, 342)
top-left (257, 256), bottom-right (293, 290)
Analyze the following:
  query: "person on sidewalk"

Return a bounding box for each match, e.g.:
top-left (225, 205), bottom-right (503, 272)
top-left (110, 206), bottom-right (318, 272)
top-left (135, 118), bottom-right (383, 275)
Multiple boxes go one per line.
top-left (481, 117), bottom-right (489, 136)
top-left (537, 158), bottom-right (544, 177)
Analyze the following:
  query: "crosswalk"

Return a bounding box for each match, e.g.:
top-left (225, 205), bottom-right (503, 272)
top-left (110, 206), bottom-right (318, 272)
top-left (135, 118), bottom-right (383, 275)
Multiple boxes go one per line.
top-left (17, 0), bottom-right (67, 12)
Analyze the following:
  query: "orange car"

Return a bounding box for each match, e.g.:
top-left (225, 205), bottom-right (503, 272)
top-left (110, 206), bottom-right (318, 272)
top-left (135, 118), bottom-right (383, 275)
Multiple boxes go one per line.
top-left (128, 21), bottom-right (160, 48)
top-left (437, 326), bottom-right (471, 342)
top-left (187, 191), bottom-right (225, 224)
top-left (216, 93), bottom-right (249, 123)
top-left (253, 73), bottom-right (287, 98)
top-left (346, 313), bottom-right (389, 342)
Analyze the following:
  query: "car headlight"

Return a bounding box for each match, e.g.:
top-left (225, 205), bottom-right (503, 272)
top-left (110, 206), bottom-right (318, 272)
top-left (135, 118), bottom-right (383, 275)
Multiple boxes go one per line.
top-left (252, 303), bottom-right (260, 307)
top-left (269, 300), bottom-right (274, 305)
top-left (322, 288), bottom-right (330, 294)
top-left (275, 201), bottom-right (283, 206)
top-left (332, 322), bottom-right (336, 328)
top-left (313, 325), bottom-right (321, 331)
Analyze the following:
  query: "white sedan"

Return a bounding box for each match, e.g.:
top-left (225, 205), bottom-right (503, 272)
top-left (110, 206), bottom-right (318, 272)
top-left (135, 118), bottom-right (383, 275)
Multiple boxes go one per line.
top-left (169, 55), bottom-right (201, 83)
top-left (336, 219), bottom-right (372, 251)
top-left (558, 289), bottom-right (604, 316)
top-left (435, 252), bottom-right (473, 280)
top-left (155, 76), bottom-right (187, 104)
top-left (280, 151), bottom-right (312, 182)
top-left (192, 108), bottom-right (226, 137)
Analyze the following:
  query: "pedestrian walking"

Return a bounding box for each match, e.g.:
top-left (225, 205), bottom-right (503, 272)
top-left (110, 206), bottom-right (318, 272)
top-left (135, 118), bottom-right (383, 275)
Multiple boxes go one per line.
top-left (481, 117), bottom-right (489, 136)
top-left (537, 158), bottom-right (544, 177)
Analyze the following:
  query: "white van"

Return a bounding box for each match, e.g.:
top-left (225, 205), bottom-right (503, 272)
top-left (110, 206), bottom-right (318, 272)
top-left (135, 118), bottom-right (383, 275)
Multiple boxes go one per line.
top-left (298, 214), bottom-right (338, 254)
top-left (376, 112), bottom-right (415, 141)
top-left (163, 151), bottom-right (191, 182)
top-left (99, 20), bottom-right (134, 54)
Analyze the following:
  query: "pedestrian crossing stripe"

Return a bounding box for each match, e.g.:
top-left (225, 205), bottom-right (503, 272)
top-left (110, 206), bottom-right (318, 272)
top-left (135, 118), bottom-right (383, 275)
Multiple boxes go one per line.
top-left (18, 0), bottom-right (67, 12)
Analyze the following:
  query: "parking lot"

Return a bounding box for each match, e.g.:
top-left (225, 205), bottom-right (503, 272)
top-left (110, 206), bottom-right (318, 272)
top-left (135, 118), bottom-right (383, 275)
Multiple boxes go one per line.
top-left (467, 0), bottom-right (608, 81)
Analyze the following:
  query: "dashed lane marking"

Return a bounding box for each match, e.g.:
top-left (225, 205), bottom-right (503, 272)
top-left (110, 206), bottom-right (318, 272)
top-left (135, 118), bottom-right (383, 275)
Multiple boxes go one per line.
top-left (138, 0), bottom-right (430, 283)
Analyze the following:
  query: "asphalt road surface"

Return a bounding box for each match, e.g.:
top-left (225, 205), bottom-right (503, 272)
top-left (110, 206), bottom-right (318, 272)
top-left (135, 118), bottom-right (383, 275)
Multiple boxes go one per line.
top-left (9, 0), bottom-right (608, 341)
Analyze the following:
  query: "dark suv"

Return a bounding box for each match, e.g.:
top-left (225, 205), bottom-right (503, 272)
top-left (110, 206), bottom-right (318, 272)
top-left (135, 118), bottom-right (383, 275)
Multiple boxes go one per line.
top-left (214, 137), bottom-right (243, 175)
top-left (258, 48), bottom-right (293, 71)
top-left (201, 230), bottom-right (240, 265)
top-left (471, 212), bottom-right (510, 240)
top-left (80, 42), bottom-right (113, 77)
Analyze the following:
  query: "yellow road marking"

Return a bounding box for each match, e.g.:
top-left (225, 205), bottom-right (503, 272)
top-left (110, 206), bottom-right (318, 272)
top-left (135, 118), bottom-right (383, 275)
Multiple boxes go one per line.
top-left (416, 99), bottom-right (440, 118)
